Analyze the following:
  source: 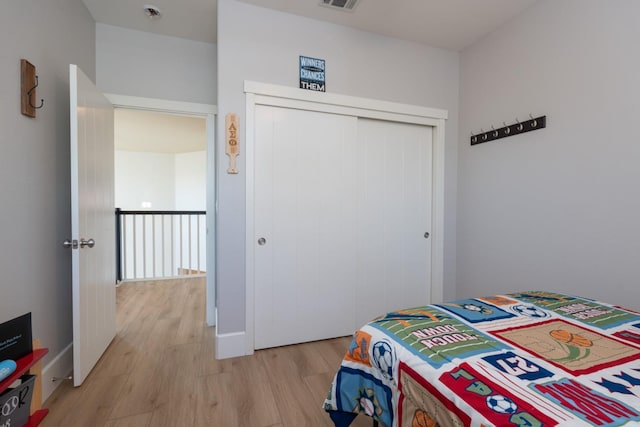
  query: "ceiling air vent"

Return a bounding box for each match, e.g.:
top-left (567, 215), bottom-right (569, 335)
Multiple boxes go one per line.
top-left (320, 0), bottom-right (360, 12)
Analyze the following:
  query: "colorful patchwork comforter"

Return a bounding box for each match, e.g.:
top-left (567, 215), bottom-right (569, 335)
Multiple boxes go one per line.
top-left (324, 291), bottom-right (640, 426)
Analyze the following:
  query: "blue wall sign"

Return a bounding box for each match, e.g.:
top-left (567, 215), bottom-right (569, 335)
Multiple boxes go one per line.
top-left (299, 56), bottom-right (325, 92)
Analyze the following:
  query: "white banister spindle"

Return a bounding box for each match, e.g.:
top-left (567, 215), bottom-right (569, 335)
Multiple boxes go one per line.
top-left (142, 215), bottom-right (147, 278)
top-left (132, 215), bottom-right (137, 279)
top-left (197, 215), bottom-right (201, 273)
top-left (122, 216), bottom-right (128, 279)
top-left (171, 216), bottom-right (175, 276)
top-left (179, 215), bottom-right (183, 275)
top-left (188, 215), bottom-right (193, 274)
top-left (152, 215), bottom-right (156, 277)
top-left (161, 215), bottom-right (166, 277)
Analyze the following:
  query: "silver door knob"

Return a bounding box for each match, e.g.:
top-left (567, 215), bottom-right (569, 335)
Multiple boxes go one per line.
top-left (80, 238), bottom-right (95, 248)
top-left (63, 239), bottom-right (78, 249)
top-left (257, 237), bottom-right (266, 246)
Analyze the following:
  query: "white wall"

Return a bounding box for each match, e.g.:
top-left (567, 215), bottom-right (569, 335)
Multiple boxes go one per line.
top-left (96, 23), bottom-right (216, 104)
top-left (0, 0), bottom-right (95, 393)
top-left (175, 151), bottom-right (206, 210)
top-left (115, 151), bottom-right (176, 210)
top-left (115, 151), bottom-right (206, 278)
top-left (115, 150), bottom-right (206, 210)
top-left (458, 0), bottom-right (640, 308)
top-left (216, 0), bottom-right (459, 349)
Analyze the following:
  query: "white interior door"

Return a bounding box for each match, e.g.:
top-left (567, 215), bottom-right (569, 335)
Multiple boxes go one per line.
top-left (253, 105), bottom-right (433, 349)
top-left (69, 64), bottom-right (116, 386)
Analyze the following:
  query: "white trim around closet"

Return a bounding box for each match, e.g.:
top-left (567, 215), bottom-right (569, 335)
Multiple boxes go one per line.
top-left (244, 80), bottom-right (447, 355)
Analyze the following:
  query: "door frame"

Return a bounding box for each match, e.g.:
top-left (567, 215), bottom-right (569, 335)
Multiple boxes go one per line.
top-left (244, 81), bottom-right (447, 355)
top-left (105, 94), bottom-right (218, 326)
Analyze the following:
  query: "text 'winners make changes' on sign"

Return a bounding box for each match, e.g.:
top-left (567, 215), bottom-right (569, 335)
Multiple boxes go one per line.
top-left (299, 56), bottom-right (325, 92)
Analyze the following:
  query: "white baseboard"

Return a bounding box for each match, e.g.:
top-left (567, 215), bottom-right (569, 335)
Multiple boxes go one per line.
top-left (215, 330), bottom-right (248, 359)
top-left (42, 343), bottom-right (73, 401)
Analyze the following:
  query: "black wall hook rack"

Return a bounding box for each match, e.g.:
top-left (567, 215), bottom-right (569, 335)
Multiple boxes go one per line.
top-left (471, 115), bottom-right (546, 146)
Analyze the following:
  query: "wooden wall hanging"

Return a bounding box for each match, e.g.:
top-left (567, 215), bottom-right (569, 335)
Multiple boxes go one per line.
top-left (226, 113), bottom-right (239, 174)
top-left (21, 59), bottom-right (44, 118)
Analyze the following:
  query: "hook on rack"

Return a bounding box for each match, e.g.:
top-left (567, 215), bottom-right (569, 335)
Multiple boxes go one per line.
top-left (27, 75), bottom-right (44, 110)
top-left (515, 118), bottom-right (524, 132)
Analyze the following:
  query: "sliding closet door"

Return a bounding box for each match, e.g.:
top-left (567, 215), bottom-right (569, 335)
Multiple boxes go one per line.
top-left (355, 119), bottom-right (432, 327)
top-left (254, 105), bottom-right (359, 349)
top-left (253, 106), bottom-right (433, 349)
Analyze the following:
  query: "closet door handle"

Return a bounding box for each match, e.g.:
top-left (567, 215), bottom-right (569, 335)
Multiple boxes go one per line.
top-left (80, 238), bottom-right (95, 248)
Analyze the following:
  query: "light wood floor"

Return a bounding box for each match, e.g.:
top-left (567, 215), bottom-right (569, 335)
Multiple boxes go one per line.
top-left (42, 278), bottom-right (372, 427)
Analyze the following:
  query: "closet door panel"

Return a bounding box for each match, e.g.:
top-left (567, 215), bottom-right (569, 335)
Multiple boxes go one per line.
top-left (355, 118), bottom-right (433, 327)
top-left (254, 105), bottom-right (358, 349)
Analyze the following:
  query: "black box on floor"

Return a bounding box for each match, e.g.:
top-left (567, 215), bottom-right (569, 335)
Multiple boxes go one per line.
top-left (0, 374), bottom-right (36, 427)
top-left (0, 313), bottom-right (32, 361)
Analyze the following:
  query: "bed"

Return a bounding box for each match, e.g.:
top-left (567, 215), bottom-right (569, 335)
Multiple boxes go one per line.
top-left (324, 291), bottom-right (640, 426)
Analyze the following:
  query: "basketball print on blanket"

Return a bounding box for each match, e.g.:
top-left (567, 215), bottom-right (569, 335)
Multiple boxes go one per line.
top-left (492, 319), bottom-right (640, 375)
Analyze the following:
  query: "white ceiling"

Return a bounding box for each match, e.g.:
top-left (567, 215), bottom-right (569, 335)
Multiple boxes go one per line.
top-left (237, 0), bottom-right (538, 51)
top-left (114, 109), bottom-right (206, 154)
top-left (82, 0), bottom-right (538, 51)
top-left (82, 0), bottom-right (217, 44)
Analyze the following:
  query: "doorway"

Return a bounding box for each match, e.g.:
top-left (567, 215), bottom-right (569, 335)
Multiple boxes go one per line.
top-left (107, 94), bottom-right (217, 326)
top-left (114, 109), bottom-right (207, 280)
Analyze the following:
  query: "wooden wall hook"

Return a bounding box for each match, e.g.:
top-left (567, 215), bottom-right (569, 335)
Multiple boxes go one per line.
top-left (21, 59), bottom-right (44, 118)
